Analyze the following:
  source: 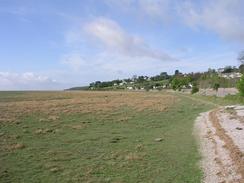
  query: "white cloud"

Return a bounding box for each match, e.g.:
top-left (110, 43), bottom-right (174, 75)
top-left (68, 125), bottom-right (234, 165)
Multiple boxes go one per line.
top-left (104, 0), bottom-right (172, 22)
top-left (61, 53), bottom-right (86, 71)
top-left (138, 0), bottom-right (171, 22)
top-left (0, 72), bottom-right (61, 90)
top-left (56, 0), bottom-right (243, 87)
top-left (104, 0), bottom-right (244, 43)
top-left (178, 0), bottom-right (244, 43)
top-left (84, 17), bottom-right (176, 61)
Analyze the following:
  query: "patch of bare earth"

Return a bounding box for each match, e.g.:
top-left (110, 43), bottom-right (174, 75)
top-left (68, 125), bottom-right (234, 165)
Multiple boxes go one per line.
top-left (195, 106), bottom-right (244, 183)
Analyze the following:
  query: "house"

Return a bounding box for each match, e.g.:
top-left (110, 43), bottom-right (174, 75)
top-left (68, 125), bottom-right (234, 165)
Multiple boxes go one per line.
top-left (117, 80), bottom-right (128, 86)
top-left (217, 68), bottom-right (225, 73)
top-left (219, 72), bottom-right (242, 79)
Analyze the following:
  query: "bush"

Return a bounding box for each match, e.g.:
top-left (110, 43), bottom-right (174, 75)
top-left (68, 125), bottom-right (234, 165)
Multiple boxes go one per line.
top-left (237, 75), bottom-right (244, 96)
top-left (213, 83), bottom-right (220, 91)
top-left (191, 83), bottom-right (199, 94)
top-left (171, 78), bottom-right (180, 91)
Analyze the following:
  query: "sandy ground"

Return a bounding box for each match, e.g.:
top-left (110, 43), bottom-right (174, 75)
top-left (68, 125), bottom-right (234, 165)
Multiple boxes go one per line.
top-left (194, 106), bottom-right (244, 183)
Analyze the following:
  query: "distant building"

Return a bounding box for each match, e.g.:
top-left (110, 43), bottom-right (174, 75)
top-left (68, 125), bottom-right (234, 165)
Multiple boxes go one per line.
top-left (219, 72), bottom-right (242, 79)
top-left (217, 68), bottom-right (225, 73)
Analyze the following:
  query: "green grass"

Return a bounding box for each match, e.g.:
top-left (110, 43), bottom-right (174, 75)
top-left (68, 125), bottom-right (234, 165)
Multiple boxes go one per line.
top-left (190, 93), bottom-right (244, 106)
top-left (0, 91), bottom-right (216, 182)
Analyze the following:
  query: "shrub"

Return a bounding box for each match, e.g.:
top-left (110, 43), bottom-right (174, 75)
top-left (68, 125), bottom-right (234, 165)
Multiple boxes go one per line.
top-left (171, 78), bottom-right (180, 91)
top-left (237, 75), bottom-right (244, 96)
top-left (191, 83), bottom-right (199, 94)
top-left (213, 83), bottom-right (220, 91)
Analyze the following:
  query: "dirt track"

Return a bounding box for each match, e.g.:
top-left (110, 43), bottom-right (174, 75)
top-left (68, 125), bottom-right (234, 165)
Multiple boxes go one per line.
top-left (195, 106), bottom-right (244, 183)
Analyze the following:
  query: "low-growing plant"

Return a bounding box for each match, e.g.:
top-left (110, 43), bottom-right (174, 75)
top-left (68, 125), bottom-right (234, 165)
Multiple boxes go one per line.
top-left (237, 75), bottom-right (244, 96)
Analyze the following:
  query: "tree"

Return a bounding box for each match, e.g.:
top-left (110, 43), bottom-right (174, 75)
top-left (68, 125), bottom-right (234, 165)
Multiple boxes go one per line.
top-left (150, 72), bottom-right (169, 81)
top-left (171, 76), bottom-right (192, 91)
top-left (237, 75), bottom-right (244, 96)
top-left (137, 76), bottom-right (145, 83)
top-left (208, 68), bottom-right (216, 74)
top-left (238, 50), bottom-right (244, 65)
top-left (239, 64), bottom-right (244, 74)
top-left (160, 72), bottom-right (169, 79)
top-left (213, 83), bottom-right (220, 93)
top-left (124, 78), bottom-right (132, 82)
top-left (237, 51), bottom-right (244, 74)
top-left (222, 66), bottom-right (233, 73)
top-left (132, 75), bottom-right (137, 81)
top-left (174, 70), bottom-right (180, 76)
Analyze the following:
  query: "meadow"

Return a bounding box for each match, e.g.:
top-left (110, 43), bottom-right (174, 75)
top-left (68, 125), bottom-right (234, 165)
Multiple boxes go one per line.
top-left (0, 91), bottom-right (215, 182)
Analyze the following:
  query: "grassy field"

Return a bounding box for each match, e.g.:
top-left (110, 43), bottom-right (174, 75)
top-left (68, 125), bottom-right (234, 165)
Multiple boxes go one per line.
top-left (0, 91), bottom-right (216, 182)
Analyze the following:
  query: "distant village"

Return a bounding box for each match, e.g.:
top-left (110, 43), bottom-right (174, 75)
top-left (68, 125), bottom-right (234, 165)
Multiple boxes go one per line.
top-left (84, 65), bottom-right (243, 92)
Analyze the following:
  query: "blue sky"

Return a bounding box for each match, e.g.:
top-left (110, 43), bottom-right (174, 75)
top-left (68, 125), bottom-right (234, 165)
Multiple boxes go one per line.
top-left (0, 0), bottom-right (243, 90)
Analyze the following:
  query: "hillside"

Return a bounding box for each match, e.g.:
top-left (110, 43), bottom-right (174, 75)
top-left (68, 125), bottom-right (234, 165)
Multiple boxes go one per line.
top-left (68, 66), bottom-right (243, 93)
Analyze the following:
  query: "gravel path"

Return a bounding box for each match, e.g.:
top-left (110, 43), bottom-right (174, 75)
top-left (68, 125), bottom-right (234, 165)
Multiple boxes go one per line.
top-left (194, 106), bottom-right (244, 183)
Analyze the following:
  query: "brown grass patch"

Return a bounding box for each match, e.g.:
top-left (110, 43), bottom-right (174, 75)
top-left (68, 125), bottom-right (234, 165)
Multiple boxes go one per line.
top-left (8, 143), bottom-right (25, 150)
top-left (66, 124), bottom-right (86, 130)
top-left (0, 91), bottom-right (176, 124)
top-left (34, 128), bottom-right (54, 134)
top-left (125, 152), bottom-right (143, 161)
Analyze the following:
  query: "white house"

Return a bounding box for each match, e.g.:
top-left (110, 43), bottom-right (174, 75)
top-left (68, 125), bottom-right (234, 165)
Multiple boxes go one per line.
top-left (219, 72), bottom-right (242, 79)
top-left (217, 68), bottom-right (225, 73)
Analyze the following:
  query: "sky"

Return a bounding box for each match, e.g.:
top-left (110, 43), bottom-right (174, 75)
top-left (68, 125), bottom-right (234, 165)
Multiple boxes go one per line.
top-left (0, 0), bottom-right (244, 90)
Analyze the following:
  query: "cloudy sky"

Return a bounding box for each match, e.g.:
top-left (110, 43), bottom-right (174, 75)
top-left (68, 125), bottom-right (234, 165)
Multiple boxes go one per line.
top-left (0, 0), bottom-right (244, 90)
